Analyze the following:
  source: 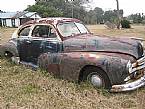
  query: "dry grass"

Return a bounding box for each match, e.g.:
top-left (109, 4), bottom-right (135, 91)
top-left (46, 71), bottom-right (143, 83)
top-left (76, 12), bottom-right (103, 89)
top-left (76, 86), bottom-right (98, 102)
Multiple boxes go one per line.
top-left (87, 25), bottom-right (145, 38)
top-left (0, 27), bottom-right (16, 44)
top-left (0, 25), bottom-right (145, 109)
top-left (1, 59), bottom-right (145, 109)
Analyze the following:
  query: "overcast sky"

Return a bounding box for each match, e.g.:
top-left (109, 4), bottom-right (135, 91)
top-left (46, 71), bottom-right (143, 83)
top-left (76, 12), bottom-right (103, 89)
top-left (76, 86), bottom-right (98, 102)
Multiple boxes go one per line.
top-left (0, 0), bottom-right (145, 16)
top-left (0, 0), bottom-right (35, 12)
top-left (91, 0), bottom-right (145, 16)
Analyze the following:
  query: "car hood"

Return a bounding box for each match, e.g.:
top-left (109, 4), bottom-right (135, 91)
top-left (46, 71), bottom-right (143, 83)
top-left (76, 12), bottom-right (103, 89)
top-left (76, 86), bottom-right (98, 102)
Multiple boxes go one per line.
top-left (63, 34), bottom-right (143, 58)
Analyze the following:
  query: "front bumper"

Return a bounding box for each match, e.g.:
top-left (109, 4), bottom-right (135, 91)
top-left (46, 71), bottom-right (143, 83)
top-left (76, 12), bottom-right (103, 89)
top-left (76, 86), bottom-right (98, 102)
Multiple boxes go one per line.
top-left (111, 56), bottom-right (145, 92)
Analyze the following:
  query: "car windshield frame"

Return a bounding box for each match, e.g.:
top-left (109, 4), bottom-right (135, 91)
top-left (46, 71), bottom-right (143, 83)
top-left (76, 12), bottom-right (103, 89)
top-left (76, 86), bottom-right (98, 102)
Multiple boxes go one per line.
top-left (57, 21), bottom-right (89, 38)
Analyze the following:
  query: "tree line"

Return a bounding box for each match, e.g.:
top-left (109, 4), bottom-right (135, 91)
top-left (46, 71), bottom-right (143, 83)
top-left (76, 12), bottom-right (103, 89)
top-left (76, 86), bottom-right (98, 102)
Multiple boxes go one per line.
top-left (26, 0), bottom-right (132, 25)
top-left (26, 0), bottom-right (124, 24)
top-left (26, 0), bottom-right (89, 23)
top-left (127, 13), bottom-right (145, 24)
top-left (26, 0), bottom-right (123, 24)
top-left (1, 0), bottom-right (145, 25)
top-left (19, 0), bottom-right (145, 25)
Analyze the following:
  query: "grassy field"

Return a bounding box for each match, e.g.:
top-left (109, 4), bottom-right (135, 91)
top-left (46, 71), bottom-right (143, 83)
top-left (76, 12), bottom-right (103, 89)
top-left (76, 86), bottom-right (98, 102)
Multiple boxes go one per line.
top-left (0, 27), bottom-right (15, 44)
top-left (0, 25), bottom-right (145, 109)
top-left (88, 25), bottom-right (145, 38)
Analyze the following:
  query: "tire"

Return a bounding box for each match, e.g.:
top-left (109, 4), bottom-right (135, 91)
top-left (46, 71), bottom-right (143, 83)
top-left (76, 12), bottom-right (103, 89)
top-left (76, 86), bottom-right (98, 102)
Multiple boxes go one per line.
top-left (4, 52), bottom-right (20, 64)
top-left (82, 67), bottom-right (111, 89)
top-left (4, 52), bottom-right (13, 59)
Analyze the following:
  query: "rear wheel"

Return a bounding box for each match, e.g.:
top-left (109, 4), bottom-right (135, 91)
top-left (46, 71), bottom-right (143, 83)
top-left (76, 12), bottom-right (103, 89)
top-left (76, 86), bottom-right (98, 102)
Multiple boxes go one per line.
top-left (4, 52), bottom-right (20, 64)
top-left (82, 67), bottom-right (111, 89)
top-left (4, 52), bottom-right (13, 58)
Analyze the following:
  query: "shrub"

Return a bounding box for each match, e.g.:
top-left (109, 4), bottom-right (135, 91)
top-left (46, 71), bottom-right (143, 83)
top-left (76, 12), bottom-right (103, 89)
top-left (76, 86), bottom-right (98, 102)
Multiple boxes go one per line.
top-left (121, 20), bottom-right (131, 28)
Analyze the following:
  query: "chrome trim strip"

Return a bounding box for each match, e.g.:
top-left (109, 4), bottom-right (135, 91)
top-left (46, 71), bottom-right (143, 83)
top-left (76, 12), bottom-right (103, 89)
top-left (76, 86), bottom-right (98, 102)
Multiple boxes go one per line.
top-left (111, 56), bottom-right (145, 92)
top-left (129, 56), bottom-right (145, 74)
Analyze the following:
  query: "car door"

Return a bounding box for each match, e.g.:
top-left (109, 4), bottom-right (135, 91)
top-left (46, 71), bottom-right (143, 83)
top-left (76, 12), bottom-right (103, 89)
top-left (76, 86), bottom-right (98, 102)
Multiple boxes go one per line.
top-left (17, 24), bottom-right (59, 64)
top-left (17, 24), bottom-right (61, 75)
top-left (33, 25), bottom-right (62, 76)
top-left (32, 24), bottom-right (63, 51)
top-left (31, 24), bottom-right (62, 64)
top-left (17, 25), bottom-right (50, 64)
top-left (17, 25), bottom-right (33, 62)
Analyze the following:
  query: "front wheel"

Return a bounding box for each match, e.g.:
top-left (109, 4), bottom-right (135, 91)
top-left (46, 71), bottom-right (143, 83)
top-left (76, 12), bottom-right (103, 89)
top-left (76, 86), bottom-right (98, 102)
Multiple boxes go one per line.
top-left (82, 67), bottom-right (111, 89)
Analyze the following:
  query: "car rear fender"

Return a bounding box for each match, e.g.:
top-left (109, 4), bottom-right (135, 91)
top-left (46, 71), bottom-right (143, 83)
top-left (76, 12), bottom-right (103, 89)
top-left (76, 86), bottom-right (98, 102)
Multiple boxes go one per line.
top-left (0, 42), bottom-right (19, 57)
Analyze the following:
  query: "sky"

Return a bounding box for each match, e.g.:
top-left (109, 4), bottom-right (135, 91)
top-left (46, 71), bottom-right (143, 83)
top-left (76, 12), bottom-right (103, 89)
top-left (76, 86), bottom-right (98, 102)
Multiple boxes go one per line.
top-left (0, 0), bottom-right (145, 16)
top-left (0, 0), bottom-right (35, 12)
top-left (91, 0), bottom-right (145, 16)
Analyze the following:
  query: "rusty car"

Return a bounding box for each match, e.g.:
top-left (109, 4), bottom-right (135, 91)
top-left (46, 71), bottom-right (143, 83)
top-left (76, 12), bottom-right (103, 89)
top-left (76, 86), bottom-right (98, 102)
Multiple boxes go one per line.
top-left (0, 17), bottom-right (145, 92)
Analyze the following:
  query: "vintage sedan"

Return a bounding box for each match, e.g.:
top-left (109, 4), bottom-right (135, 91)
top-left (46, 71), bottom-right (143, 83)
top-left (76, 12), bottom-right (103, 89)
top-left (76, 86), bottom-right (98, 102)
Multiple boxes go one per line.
top-left (0, 18), bottom-right (145, 92)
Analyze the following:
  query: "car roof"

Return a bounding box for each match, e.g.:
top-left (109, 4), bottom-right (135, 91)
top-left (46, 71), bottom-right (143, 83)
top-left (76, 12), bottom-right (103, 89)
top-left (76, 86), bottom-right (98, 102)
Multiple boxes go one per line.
top-left (23, 17), bottom-right (81, 26)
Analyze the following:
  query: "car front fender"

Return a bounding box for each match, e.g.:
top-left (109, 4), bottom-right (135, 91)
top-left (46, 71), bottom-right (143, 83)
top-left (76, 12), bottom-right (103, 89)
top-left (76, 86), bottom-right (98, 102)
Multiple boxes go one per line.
top-left (59, 52), bottom-right (130, 85)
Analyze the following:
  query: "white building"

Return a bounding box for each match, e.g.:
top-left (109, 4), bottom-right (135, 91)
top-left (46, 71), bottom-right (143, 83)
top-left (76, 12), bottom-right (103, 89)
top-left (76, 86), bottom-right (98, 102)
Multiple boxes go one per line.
top-left (0, 11), bottom-right (41, 27)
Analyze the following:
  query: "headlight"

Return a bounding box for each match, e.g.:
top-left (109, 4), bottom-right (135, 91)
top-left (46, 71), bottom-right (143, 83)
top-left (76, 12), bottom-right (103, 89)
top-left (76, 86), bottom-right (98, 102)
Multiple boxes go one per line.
top-left (130, 37), bottom-right (144, 56)
top-left (126, 60), bottom-right (132, 74)
top-left (140, 41), bottom-right (145, 55)
top-left (140, 41), bottom-right (144, 47)
top-left (124, 60), bottom-right (133, 82)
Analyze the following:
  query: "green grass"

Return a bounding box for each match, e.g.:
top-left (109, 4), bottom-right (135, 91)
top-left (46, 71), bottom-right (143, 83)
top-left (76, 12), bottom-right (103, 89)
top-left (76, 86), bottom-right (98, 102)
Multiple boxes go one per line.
top-left (0, 25), bottom-right (145, 108)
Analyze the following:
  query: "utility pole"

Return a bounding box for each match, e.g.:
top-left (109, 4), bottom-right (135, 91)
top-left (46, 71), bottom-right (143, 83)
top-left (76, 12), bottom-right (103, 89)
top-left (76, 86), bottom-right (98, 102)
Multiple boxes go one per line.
top-left (71, 0), bottom-right (74, 18)
top-left (72, 4), bottom-right (74, 18)
top-left (116, 0), bottom-right (121, 29)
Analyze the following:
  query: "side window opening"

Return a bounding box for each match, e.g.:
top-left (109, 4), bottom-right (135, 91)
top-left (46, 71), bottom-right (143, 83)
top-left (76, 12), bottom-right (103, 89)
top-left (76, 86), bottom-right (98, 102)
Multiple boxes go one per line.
top-left (58, 22), bottom-right (80, 37)
top-left (18, 26), bottom-right (31, 36)
top-left (32, 25), bottom-right (56, 38)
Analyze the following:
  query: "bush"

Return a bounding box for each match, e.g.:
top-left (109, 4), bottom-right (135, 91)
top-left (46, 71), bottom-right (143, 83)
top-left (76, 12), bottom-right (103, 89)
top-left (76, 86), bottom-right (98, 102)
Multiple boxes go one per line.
top-left (121, 20), bottom-right (131, 28)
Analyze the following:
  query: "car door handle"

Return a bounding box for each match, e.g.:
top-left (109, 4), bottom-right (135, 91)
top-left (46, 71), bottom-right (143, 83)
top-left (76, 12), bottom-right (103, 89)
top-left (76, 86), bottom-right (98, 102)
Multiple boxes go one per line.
top-left (26, 40), bottom-right (31, 44)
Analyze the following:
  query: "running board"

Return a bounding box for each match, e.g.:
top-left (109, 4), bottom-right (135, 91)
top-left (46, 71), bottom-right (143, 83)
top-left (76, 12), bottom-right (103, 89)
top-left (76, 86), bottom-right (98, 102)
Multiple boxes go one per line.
top-left (20, 61), bottom-right (39, 71)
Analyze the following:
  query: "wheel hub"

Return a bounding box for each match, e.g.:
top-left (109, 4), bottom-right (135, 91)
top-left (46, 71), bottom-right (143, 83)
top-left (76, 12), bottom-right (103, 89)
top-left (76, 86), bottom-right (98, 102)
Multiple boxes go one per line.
top-left (90, 74), bottom-right (103, 87)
